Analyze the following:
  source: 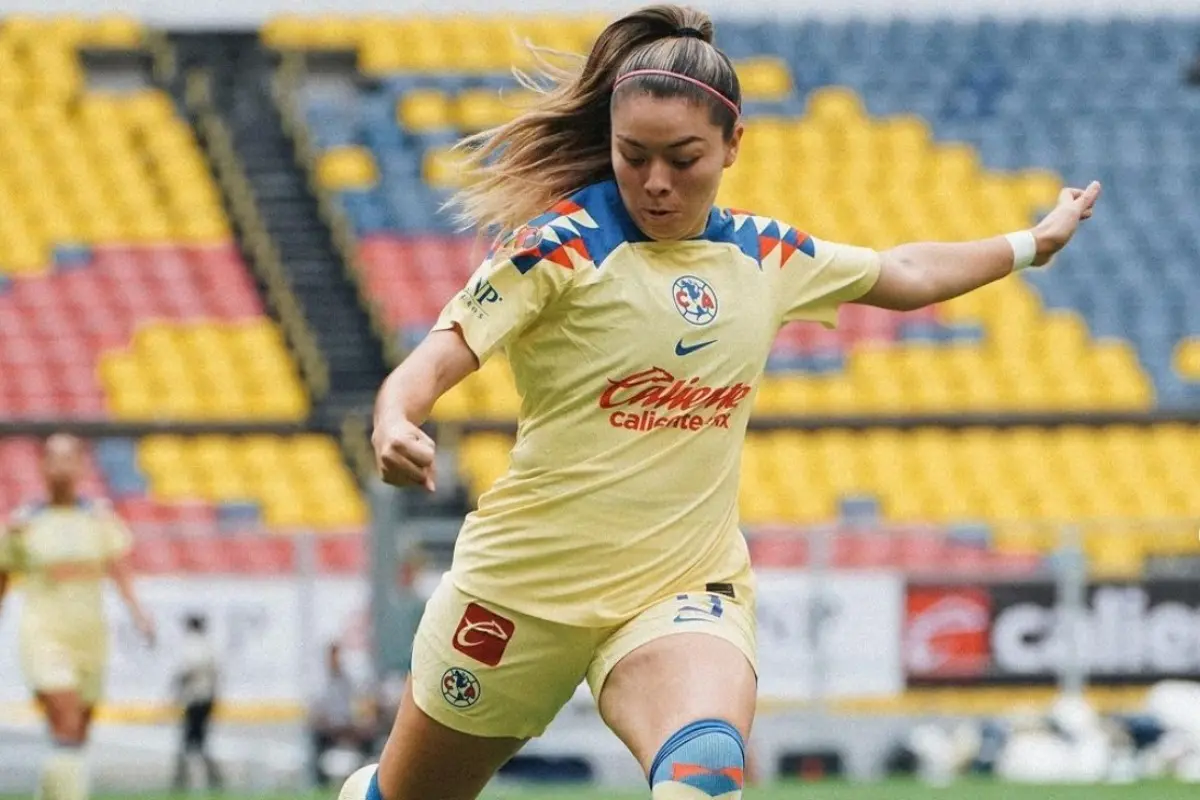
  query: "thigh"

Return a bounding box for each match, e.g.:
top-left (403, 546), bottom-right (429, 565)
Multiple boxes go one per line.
top-left (592, 591), bottom-right (758, 774)
top-left (22, 634), bottom-right (79, 699)
top-left (408, 578), bottom-right (593, 740)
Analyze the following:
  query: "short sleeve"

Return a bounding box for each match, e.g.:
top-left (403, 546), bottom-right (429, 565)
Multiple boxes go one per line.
top-left (0, 507), bottom-right (31, 571)
top-left (0, 531), bottom-right (16, 571)
top-left (778, 236), bottom-right (882, 328)
top-left (432, 224), bottom-right (576, 364)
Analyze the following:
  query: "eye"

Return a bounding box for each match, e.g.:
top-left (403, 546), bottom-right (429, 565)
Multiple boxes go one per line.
top-left (672, 158), bottom-right (699, 170)
top-left (623, 153), bottom-right (646, 167)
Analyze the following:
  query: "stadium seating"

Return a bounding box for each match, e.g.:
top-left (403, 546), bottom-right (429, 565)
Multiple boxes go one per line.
top-left (0, 434), bottom-right (367, 564)
top-left (276, 16), bottom-right (1200, 566)
top-left (0, 20), bottom-right (307, 421)
top-left (285, 16), bottom-right (1199, 415)
top-left (0, 20), bottom-right (367, 548)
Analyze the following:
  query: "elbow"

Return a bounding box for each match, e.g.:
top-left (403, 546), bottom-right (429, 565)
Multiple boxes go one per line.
top-left (877, 251), bottom-right (941, 312)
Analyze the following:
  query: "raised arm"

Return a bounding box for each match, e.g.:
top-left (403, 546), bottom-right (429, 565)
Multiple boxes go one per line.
top-left (372, 328), bottom-right (480, 492)
top-left (854, 181), bottom-right (1101, 312)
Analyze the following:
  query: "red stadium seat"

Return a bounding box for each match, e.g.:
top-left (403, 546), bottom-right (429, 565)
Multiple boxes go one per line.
top-left (318, 535), bottom-right (366, 574)
top-left (747, 533), bottom-right (807, 568)
top-left (832, 530), bottom-right (901, 568)
top-left (178, 537), bottom-right (236, 573)
top-left (896, 528), bottom-right (950, 571)
top-left (130, 538), bottom-right (183, 574)
top-left (230, 536), bottom-right (296, 574)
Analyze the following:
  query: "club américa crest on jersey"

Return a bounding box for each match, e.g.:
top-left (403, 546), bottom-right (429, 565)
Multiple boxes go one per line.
top-left (441, 667), bottom-right (481, 708)
top-left (672, 275), bottom-right (718, 326)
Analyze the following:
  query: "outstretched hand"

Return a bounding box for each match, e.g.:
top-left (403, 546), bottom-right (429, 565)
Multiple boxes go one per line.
top-left (1031, 181), bottom-right (1102, 266)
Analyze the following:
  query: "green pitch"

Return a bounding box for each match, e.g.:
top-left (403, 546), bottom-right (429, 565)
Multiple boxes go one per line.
top-left (76, 779), bottom-right (1199, 800)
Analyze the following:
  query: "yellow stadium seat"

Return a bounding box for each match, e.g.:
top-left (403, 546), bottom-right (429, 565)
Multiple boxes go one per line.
top-left (458, 434), bottom-right (513, 499)
top-left (735, 57), bottom-right (792, 102)
top-left (396, 19), bottom-right (454, 73)
top-left (357, 31), bottom-right (406, 75)
top-left (260, 16), bottom-right (310, 50)
top-left (81, 15), bottom-right (143, 49)
top-left (422, 147), bottom-right (469, 190)
top-left (316, 146), bottom-right (378, 190)
top-left (1174, 338), bottom-right (1200, 380)
top-left (303, 15), bottom-right (364, 51)
top-left (397, 89), bottom-right (454, 132)
top-left (453, 88), bottom-right (533, 132)
top-left (805, 86), bottom-right (865, 126)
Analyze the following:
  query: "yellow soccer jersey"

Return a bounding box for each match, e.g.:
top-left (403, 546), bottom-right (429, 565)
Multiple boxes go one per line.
top-left (433, 179), bottom-right (880, 626)
top-left (0, 499), bottom-right (132, 643)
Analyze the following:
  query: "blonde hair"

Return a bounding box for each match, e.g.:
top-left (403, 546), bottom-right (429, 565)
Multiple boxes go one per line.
top-left (447, 4), bottom-right (741, 238)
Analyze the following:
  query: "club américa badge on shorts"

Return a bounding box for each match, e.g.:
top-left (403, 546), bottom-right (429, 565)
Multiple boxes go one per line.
top-left (441, 667), bottom-right (481, 708)
top-left (672, 275), bottom-right (718, 326)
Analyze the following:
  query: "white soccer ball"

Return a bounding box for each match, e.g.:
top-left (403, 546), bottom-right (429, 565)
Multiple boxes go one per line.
top-left (338, 763), bottom-right (379, 800)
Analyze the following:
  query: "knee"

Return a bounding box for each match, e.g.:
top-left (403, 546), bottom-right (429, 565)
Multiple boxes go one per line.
top-left (650, 718), bottom-right (745, 797)
top-left (49, 713), bottom-right (86, 747)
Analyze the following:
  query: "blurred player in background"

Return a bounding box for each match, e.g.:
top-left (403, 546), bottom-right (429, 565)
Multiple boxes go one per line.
top-left (0, 433), bottom-right (155, 800)
top-left (310, 642), bottom-right (380, 787)
top-left (172, 612), bottom-right (222, 792)
top-left (359, 4), bottom-right (1101, 800)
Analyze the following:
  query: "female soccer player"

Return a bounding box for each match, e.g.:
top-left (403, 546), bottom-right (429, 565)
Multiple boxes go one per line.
top-left (0, 433), bottom-right (155, 800)
top-left (354, 5), bottom-right (1101, 799)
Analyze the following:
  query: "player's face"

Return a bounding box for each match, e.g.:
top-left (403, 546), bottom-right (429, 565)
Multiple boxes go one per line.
top-left (611, 94), bottom-right (742, 241)
top-left (42, 435), bottom-right (83, 490)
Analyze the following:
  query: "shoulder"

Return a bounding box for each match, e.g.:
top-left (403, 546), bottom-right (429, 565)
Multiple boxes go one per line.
top-left (489, 181), bottom-right (631, 272)
top-left (8, 502), bottom-right (46, 529)
top-left (704, 207), bottom-right (817, 269)
top-left (75, 497), bottom-right (116, 519)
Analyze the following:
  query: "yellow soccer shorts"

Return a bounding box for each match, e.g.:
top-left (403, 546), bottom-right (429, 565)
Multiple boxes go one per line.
top-left (19, 630), bottom-right (108, 706)
top-left (410, 577), bottom-right (757, 739)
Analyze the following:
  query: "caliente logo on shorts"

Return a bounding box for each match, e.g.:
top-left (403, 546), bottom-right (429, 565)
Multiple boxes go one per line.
top-left (672, 275), bottom-right (718, 326)
top-left (441, 667), bottom-right (481, 708)
top-left (452, 602), bottom-right (516, 667)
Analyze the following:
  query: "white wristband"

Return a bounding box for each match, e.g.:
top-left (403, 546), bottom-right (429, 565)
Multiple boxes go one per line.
top-left (1005, 230), bottom-right (1038, 272)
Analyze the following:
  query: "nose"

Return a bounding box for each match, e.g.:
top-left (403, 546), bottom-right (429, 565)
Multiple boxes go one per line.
top-left (644, 160), bottom-right (672, 197)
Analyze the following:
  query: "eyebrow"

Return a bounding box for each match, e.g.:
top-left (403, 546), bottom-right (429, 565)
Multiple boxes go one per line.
top-left (616, 134), bottom-right (705, 149)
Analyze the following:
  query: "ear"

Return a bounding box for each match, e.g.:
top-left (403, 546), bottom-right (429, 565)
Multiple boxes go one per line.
top-left (723, 122), bottom-right (744, 169)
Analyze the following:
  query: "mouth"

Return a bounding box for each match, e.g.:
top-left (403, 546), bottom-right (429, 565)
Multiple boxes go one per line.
top-left (644, 209), bottom-right (677, 221)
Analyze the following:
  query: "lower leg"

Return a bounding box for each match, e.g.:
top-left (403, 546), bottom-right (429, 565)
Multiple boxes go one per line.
top-left (649, 719), bottom-right (745, 799)
top-left (347, 679), bottom-right (525, 800)
top-left (36, 693), bottom-right (89, 800)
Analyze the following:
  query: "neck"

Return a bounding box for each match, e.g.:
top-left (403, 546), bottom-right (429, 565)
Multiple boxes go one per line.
top-left (49, 488), bottom-right (76, 506)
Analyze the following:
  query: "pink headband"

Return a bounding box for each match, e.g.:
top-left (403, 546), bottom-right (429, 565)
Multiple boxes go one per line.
top-left (613, 68), bottom-right (741, 120)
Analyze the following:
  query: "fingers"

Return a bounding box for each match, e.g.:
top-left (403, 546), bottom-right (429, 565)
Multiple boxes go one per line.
top-left (1076, 180), bottom-right (1101, 211)
top-left (378, 449), bottom-right (431, 486)
top-left (375, 426), bottom-right (438, 491)
top-left (1059, 181), bottom-right (1101, 211)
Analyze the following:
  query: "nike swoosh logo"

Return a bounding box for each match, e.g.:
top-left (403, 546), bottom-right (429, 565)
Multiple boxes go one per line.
top-left (675, 338), bottom-right (717, 356)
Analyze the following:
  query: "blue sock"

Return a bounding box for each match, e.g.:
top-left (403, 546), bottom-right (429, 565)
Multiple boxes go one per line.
top-left (649, 718), bottom-right (745, 797)
top-left (366, 770), bottom-right (385, 800)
